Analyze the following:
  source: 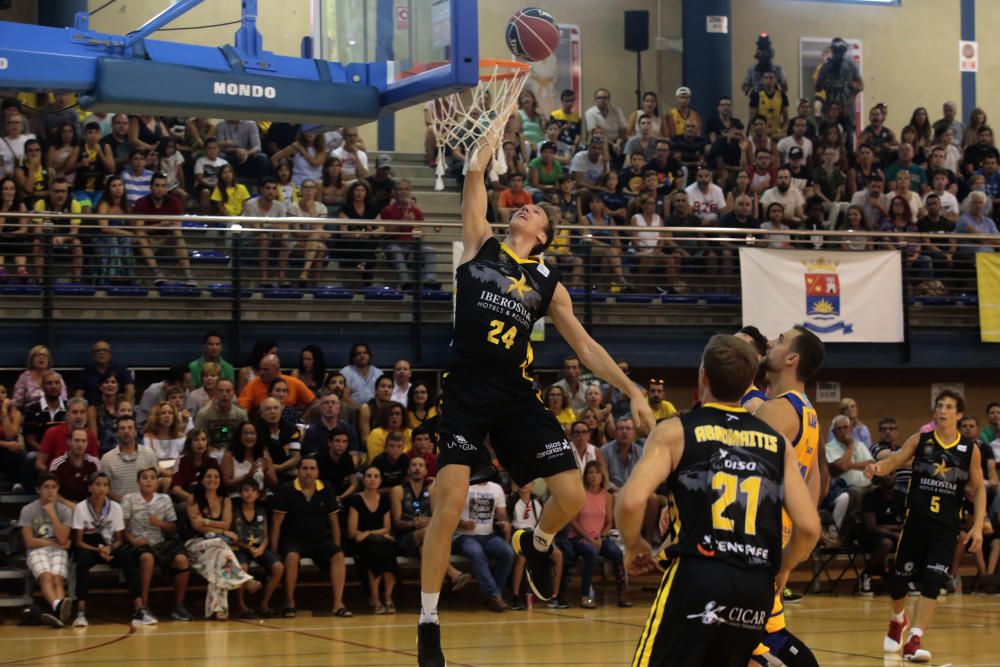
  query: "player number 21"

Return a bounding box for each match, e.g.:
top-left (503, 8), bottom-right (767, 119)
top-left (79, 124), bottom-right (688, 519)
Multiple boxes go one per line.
top-left (487, 320), bottom-right (517, 349)
top-left (711, 472), bottom-right (761, 535)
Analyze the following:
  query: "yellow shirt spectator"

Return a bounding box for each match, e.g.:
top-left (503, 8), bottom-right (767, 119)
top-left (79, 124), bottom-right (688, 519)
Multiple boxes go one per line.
top-left (651, 400), bottom-right (678, 422)
top-left (211, 184), bottom-right (251, 217)
top-left (366, 427), bottom-right (413, 465)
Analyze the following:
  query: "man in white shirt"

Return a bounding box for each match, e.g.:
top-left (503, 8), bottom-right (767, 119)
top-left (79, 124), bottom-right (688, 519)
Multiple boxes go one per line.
top-left (331, 127), bottom-right (369, 182)
top-left (776, 116), bottom-right (814, 164)
top-left (584, 88), bottom-right (629, 145)
top-left (391, 359), bottom-right (412, 406)
top-left (761, 168), bottom-right (805, 224)
top-left (684, 166), bottom-right (726, 224)
top-left (825, 414), bottom-right (873, 536)
top-left (452, 481), bottom-right (514, 612)
top-left (923, 169), bottom-right (959, 222)
top-left (569, 137), bottom-right (609, 193)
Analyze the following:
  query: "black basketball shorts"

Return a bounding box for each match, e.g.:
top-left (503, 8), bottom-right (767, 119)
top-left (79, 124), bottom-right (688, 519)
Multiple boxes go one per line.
top-left (436, 372), bottom-right (576, 486)
top-left (892, 518), bottom-right (958, 581)
top-left (632, 556), bottom-right (775, 667)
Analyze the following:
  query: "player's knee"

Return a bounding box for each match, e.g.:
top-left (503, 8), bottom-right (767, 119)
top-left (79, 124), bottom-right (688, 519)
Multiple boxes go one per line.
top-left (921, 567), bottom-right (949, 599)
top-left (888, 575), bottom-right (910, 600)
top-left (774, 630), bottom-right (820, 667)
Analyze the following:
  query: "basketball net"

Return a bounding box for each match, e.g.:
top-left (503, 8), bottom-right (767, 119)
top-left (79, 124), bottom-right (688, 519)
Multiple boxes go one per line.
top-left (427, 59), bottom-right (532, 191)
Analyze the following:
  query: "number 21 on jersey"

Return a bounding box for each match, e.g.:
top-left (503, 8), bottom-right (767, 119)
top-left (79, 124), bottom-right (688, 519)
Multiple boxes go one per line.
top-left (711, 471), bottom-right (761, 535)
top-left (487, 320), bottom-right (517, 349)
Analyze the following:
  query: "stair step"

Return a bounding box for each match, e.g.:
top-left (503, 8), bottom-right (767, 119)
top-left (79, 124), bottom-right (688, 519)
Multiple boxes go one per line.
top-left (0, 568), bottom-right (29, 579)
top-left (0, 596), bottom-right (32, 608)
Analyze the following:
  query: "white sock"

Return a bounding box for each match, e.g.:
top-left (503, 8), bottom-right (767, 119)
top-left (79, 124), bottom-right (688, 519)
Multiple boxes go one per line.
top-left (52, 599), bottom-right (60, 611)
top-left (909, 627), bottom-right (922, 638)
top-left (419, 592), bottom-right (440, 625)
top-left (892, 610), bottom-right (905, 622)
top-left (832, 492), bottom-right (849, 529)
top-left (533, 527), bottom-right (555, 551)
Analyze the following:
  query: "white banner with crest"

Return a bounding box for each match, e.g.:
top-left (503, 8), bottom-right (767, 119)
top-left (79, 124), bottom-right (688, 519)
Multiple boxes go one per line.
top-left (739, 248), bottom-right (903, 343)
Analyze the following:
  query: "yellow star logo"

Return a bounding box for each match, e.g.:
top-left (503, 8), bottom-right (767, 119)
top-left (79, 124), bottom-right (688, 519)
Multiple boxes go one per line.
top-left (506, 274), bottom-right (532, 299)
top-left (932, 461), bottom-right (951, 478)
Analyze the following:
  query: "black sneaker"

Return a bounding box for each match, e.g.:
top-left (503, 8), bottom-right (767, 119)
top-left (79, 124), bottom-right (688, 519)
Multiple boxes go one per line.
top-left (782, 587), bottom-right (803, 603)
top-left (546, 597), bottom-right (570, 609)
top-left (512, 529), bottom-right (554, 601)
top-left (509, 596), bottom-right (526, 611)
top-left (417, 622), bottom-right (446, 667)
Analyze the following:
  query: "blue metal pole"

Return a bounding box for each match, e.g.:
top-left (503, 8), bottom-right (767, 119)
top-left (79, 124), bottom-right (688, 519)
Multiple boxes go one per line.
top-left (960, 0), bottom-right (976, 122)
top-left (376, 0), bottom-right (395, 150)
top-left (121, 0), bottom-right (206, 49)
top-left (681, 0), bottom-right (732, 131)
top-left (234, 0), bottom-right (263, 60)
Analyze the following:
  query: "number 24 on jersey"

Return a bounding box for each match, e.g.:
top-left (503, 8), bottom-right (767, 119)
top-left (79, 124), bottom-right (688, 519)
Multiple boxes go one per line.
top-left (487, 320), bottom-right (517, 349)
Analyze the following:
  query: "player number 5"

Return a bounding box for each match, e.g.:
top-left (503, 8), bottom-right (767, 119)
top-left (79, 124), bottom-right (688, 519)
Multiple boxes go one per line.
top-left (487, 320), bottom-right (517, 349)
top-left (710, 472), bottom-right (761, 535)
top-left (929, 495), bottom-right (940, 513)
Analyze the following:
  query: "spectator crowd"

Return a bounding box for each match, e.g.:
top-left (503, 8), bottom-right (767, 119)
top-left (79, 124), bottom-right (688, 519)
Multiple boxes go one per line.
top-left (3, 336), bottom-right (699, 626)
top-left (1, 84), bottom-right (999, 296)
top-left (2, 324), bottom-right (999, 627)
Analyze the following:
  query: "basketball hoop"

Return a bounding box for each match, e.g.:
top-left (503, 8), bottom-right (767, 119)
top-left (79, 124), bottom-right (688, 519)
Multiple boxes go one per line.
top-left (427, 59), bottom-right (532, 191)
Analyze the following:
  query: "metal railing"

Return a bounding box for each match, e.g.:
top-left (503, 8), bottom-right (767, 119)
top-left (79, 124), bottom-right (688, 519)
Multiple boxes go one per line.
top-left (0, 210), bottom-right (994, 334)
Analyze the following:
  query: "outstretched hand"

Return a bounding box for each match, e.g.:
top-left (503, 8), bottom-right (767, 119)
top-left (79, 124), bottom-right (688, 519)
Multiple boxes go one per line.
top-left (623, 538), bottom-right (661, 577)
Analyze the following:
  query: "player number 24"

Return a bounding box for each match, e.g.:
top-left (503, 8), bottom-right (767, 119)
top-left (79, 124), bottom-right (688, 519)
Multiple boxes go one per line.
top-left (487, 320), bottom-right (517, 349)
top-left (711, 472), bottom-right (762, 535)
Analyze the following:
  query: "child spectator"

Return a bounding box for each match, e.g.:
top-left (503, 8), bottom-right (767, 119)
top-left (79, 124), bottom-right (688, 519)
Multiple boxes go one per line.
top-left (194, 138), bottom-right (228, 214)
top-left (120, 149), bottom-right (153, 207)
top-left (122, 467), bottom-right (193, 621)
top-left (211, 163), bottom-right (251, 218)
top-left (71, 471), bottom-right (146, 627)
top-left (232, 478), bottom-right (284, 618)
top-left (497, 172), bottom-right (532, 223)
top-left (19, 473), bottom-right (74, 627)
top-left (158, 137), bottom-right (187, 202)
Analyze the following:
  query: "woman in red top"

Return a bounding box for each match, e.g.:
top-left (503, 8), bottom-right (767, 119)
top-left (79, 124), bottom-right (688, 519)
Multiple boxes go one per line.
top-left (563, 461), bottom-right (629, 608)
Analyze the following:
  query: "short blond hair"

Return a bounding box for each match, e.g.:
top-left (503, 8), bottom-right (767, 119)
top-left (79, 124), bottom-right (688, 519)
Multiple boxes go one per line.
top-left (26, 345), bottom-right (52, 370)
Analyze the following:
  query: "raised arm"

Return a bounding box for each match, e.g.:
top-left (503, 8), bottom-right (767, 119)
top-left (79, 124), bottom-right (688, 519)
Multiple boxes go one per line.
top-left (459, 125), bottom-right (506, 264)
top-left (548, 284), bottom-right (655, 434)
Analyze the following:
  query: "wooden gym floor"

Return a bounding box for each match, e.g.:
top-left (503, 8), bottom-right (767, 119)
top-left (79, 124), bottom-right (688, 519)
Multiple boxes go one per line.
top-left (0, 589), bottom-right (997, 666)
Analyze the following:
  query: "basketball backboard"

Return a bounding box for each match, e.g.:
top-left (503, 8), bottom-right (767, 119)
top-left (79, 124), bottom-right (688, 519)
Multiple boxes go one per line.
top-left (315, 0), bottom-right (479, 111)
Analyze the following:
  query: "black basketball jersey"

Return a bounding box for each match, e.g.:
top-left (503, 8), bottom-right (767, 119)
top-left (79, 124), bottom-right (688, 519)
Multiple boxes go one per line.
top-left (665, 404), bottom-right (785, 573)
top-left (906, 431), bottom-right (974, 531)
top-left (449, 237), bottom-right (560, 382)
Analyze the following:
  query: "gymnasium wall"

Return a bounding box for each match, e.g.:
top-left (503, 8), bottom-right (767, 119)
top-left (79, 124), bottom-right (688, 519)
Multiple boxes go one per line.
top-left (729, 0), bottom-right (965, 129)
top-left (0, 1), bottom-right (37, 24)
top-left (86, 1), bottom-right (313, 59)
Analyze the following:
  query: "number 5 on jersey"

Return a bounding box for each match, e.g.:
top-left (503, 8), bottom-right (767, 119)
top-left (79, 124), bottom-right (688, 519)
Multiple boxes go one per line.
top-left (487, 320), bottom-right (517, 349)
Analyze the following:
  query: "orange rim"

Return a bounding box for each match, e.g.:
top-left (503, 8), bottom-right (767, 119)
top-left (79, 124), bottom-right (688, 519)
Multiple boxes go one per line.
top-left (478, 58), bottom-right (531, 81)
